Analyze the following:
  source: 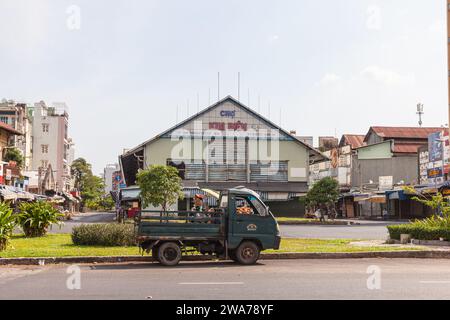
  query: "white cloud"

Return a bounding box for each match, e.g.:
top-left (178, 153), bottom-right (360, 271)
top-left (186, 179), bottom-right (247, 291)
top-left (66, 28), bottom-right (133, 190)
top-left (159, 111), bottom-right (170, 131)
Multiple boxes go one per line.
top-left (318, 73), bottom-right (341, 86)
top-left (360, 66), bottom-right (415, 86)
top-left (268, 34), bottom-right (280, 44)
top-left (366, 5), bottom-right (382, 31)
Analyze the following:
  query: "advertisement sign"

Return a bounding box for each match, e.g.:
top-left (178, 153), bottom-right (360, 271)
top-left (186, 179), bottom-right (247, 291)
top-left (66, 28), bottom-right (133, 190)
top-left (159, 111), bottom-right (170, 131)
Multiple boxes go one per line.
top-left (379, 176), bottom-right (393, 190)
top-left (428, 167), bottom-right (443, 179)
top-left (428, 131), bottom-right (443, 162)
top-left (427, 130), bottom-right (449, 182)
top-left (112, 171), bottom-right (126, 191)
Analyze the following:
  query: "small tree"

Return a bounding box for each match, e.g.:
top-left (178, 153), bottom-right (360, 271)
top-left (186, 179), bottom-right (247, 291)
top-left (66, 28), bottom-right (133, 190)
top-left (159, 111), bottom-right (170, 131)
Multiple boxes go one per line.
top-left (303, 177), bottom-right (339, 212)
top-left (4, 147), bottom-right (24, 168)
top-left (136, 165), bottom-right (184, 212)
top-left (403, 186), bottom-right (450, 218)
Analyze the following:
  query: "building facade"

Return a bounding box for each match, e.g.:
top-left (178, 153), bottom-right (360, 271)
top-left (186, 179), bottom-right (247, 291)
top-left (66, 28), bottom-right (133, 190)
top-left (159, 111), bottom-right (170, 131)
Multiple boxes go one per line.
top-left (120, 96), bottom-right (325, 216)
top-left (31, 101), bottom-right (75, 192)
top-left (309, 134), bottom-right (365, 191)
top-left (0, 100), bottom-right (33, 170)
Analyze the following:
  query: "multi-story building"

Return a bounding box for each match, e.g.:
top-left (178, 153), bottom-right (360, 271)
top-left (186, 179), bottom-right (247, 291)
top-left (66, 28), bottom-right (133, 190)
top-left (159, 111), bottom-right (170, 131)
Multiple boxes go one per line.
top-left (0, 100), bottom-right (33, 170)
top-left (30, 101), bottom-right (75, 193)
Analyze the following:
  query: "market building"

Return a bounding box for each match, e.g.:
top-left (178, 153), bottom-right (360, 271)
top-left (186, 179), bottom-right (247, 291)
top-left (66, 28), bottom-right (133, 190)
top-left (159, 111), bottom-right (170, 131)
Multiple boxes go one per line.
top-left (120, 96), bottom-right (326, 216)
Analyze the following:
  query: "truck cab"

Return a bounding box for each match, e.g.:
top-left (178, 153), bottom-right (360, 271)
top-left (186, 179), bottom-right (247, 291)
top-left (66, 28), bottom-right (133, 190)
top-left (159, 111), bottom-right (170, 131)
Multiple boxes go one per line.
top-left (223, 187), bottom-right (281, 254)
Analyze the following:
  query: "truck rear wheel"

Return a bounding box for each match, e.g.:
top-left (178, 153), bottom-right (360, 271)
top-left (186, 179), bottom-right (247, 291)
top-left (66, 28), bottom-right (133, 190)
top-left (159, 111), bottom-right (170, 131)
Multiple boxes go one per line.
top-left (235, 241), bottom-right (260, 265)
top-left (158, 242), bottom-right (182, 266)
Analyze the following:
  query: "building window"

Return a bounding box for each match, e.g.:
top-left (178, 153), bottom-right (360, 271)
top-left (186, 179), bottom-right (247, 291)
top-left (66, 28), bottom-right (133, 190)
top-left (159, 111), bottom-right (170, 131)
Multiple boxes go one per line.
top-left (42, 123), bottom-right (49, 132)
top-left (0, 117), bottom-right (9, 124)
top-left (41, 144), bottom-right (49, 154)
top-left (41, 160), bottom-right (48, 168)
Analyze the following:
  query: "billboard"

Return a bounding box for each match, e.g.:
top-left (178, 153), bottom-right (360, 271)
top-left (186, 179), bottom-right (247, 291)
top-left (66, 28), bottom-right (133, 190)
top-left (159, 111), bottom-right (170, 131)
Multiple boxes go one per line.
top-left (428, 131), bottom-right (443, 162)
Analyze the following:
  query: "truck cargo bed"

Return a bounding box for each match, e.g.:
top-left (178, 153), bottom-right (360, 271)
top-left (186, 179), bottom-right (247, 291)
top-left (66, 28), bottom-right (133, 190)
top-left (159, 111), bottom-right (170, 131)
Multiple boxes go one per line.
top-left (136, 210), bottom-right (225, 241)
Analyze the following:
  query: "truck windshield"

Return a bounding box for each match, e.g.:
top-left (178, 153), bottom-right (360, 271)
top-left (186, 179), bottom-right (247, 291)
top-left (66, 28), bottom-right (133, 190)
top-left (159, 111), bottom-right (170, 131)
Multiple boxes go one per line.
top-left (248, 196), bottom-right (268, 216)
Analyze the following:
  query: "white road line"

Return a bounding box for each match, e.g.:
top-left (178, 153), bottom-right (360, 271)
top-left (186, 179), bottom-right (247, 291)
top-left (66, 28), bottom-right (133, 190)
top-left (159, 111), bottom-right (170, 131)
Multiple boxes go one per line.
top-left (420, 281), bottom-right (450, 284)
top-left (178, 282), bottom-right (244, 285)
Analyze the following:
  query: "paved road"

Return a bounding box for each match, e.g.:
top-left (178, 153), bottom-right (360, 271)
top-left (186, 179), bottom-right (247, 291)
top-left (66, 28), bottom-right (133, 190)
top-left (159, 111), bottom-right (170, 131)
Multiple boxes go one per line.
top-left (49, 212), bottom-right (115, 234)
top-left (1, 259), bottom-right (450, 299)
top-left (280, 221), bottom-right (401, 240)
top-left (49, 213), bottom-right (394, 240)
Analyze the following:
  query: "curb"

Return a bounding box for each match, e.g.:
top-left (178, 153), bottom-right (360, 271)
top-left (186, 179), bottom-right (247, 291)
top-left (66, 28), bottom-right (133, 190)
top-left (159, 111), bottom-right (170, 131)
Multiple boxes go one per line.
top-left (1, 250), bottom-right (449, 265)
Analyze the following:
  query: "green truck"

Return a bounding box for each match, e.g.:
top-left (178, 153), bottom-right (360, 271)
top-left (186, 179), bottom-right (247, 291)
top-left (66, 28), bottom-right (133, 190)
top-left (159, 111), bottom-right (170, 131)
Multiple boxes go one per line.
top-left (136, 187), bottom-right (281, 266)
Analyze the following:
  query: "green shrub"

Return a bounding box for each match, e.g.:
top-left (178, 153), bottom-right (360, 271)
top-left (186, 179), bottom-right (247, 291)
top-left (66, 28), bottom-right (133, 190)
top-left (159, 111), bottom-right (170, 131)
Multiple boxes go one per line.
top-left (387, 224), bottom-right (450, 241)
top-left (17, 202), bottom-right (63, 237)
top-left (0, 203), bottom-right (16, 251)
top-left (72, 223), bottom-right (135, 246)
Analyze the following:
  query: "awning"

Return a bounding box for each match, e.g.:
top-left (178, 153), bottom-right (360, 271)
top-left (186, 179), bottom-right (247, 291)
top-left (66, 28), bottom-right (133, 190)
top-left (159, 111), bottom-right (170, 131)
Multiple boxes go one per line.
top-left (201, 188), bottom-right (220, 199)
top-left (369, 195), bottom-right (386, 204)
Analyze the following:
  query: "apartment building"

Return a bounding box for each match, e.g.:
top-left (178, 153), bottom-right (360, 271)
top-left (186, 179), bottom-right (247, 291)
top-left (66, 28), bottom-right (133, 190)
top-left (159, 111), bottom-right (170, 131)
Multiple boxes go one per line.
top-left (31, 101), bottom-right (75, 192)
top-left (0, 100), bottom-right (33, 170)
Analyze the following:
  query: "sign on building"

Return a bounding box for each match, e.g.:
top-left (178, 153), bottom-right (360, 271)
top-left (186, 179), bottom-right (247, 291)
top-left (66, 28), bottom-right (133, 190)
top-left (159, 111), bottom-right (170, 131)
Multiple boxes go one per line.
top-left (379, 176), bottom-right (393, 191)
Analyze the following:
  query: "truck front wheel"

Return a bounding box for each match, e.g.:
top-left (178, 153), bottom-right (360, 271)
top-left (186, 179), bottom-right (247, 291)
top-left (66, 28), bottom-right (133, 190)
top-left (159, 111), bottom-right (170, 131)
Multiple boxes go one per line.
top-left (235, 241), bottom-right (260, 265)
top-left (158, 242), bottom-right (182, 266)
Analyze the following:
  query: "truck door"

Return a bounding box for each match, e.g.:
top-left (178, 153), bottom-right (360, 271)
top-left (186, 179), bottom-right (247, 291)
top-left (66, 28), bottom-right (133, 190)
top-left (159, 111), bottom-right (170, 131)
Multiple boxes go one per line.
top-left (230, 194), bottom-right (276, 247)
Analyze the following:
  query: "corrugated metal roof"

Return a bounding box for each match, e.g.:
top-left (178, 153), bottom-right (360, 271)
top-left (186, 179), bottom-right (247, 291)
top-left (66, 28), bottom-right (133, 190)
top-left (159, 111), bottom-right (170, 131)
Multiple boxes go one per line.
top-left (340, 134), bottom-right (365, 149)
top-left (0, 121), bottom-right (22, 135)
top-left (393, 143), bottom-right (424, 154)
top-left (366, 126), bottom-right (445, 141)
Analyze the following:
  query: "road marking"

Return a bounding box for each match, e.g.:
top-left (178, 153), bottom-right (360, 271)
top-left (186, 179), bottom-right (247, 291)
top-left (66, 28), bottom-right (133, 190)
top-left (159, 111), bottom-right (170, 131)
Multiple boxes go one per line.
top-left (420, 281), bottom-right (450, 284)
top-left (178, 282), bottom-right (244, 285)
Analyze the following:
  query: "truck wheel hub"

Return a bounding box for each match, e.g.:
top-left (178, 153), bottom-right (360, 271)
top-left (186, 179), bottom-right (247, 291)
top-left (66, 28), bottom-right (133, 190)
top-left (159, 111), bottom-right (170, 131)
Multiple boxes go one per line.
top-left (242, 247), bottom-right (254, 259)
top-left (164, 248), bottom-right (178, 261)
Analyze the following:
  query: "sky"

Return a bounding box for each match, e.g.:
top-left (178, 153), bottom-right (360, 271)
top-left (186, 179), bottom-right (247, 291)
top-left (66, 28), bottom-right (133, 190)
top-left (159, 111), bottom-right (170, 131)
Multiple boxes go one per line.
top-left (0, 0), bottom-right (448, 174)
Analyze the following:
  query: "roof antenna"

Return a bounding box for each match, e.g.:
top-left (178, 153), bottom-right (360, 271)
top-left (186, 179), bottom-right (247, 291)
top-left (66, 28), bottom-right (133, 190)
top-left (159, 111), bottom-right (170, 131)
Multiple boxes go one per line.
top-left (238, 72), bottom-right (241, 101)
top-left (258, 95), bottom-right (261, 113)
top-left (279, 107), bottom-right (282, 127)
top-left (217, 72), bottom-right (220, 102)
top-left (197, 92), bottom-right (200, 113)
top-left (176, 105), bottom-right (179, 124)
top-left (187, 99), bottom-right (190, 117)
top-left (417, 103), bottom-right (424, 127)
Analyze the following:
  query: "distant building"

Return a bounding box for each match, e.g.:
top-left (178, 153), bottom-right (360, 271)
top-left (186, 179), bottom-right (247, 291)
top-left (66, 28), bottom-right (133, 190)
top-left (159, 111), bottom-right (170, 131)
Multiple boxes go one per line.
top-left (339, 134), bottom-right (365, 149)
top-left (310, 134), bottom-right (364, 191)
top-left (30, 101), bottom-right (76, 192)
top-left (0, 122), bottom-right (23, 186)
top-left (352, 126), bottom-right (445, 188)
top-left (318, 136), bottom-right (338, 152)
top-left (296, 136), bottom-right (314, 147)
top-left (104, 163), bottom-right (120, 193)
top-left (0, 100), bottom-right (33, 170)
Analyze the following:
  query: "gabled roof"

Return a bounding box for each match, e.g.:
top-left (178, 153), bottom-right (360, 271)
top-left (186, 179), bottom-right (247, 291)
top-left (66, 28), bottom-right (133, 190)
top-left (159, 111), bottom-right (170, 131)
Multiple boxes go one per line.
top-left (0, 121), bottom-right (22, 135)
top-left (123, 95), bottom-right (326, 161)
top-left (365, 126), bottom-right (444, 142)
top-left (339, 134), bottom-right (365, 149)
